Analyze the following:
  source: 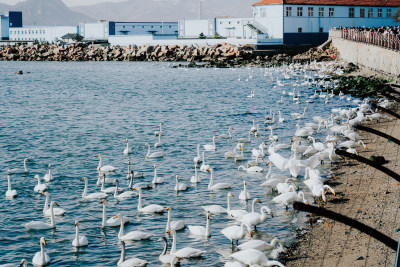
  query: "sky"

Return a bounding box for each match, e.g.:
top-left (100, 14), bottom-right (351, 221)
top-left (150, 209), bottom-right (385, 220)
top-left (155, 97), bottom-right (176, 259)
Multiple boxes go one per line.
top-left (0, 0), bottom-right (127, 6)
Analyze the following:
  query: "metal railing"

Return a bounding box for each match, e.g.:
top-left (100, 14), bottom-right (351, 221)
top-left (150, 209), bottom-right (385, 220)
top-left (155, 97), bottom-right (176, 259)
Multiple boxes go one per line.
top-left (331, 29), bottom-right (400, 51)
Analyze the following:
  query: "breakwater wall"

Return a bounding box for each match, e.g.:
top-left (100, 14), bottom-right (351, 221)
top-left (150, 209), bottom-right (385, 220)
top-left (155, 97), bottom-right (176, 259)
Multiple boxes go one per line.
top-left (0, 41), bottom-right (336, 66)
top-left (330, 34), bottom-right (400, 76)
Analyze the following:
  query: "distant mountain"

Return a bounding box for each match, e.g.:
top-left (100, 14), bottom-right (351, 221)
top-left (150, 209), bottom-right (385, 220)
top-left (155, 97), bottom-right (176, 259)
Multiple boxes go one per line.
top-left (0, 0), bottom-right (94, 26)
top-left (72, 0), bottom-right (258, 22)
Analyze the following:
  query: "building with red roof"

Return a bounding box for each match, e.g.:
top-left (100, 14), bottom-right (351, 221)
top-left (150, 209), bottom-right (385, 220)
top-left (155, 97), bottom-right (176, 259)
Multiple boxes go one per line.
top-left (251, 0), bottom-right (399, 46)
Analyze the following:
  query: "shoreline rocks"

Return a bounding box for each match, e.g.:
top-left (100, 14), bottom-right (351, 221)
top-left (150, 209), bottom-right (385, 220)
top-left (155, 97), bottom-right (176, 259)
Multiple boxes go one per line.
top-left (0, 41), bottom-right (337, 67)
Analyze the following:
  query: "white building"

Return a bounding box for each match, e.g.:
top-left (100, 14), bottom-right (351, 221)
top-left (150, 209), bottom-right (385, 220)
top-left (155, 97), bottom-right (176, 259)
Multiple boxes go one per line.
top-left (179, 18), bottom-right (256, 39)
top-left (79, 20), bottom-right (109, 41)
top-left (9, 26), bottom-right (78, 43)
top-left (252, 0), bottom-right (400, 45)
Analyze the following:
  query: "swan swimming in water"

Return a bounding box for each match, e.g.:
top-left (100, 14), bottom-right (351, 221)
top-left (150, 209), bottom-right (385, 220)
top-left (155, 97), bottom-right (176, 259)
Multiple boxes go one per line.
top-left (24, 201), bottom-right (59, 230)
top-left (152, 165), bottom-right (164, 184)
top-left (230, 248), bottom-right (285, 266)
top-left (145, 143), bottom-right (164, 159)
top-left (117, 215), bottom-right (153, 241)
top-left (188, 212), bottom-right (211, 237)
top-left (81, 177), bottom-right (108, 200)
top-left (207, 168), bottom-right (232, 191)
top-left (134, 187), bottom-right (164, 213)
top-left (32, 237), bottom-right (50, 266)
top-left (43, 164), bottom-right (53, 182)
top-left (34, 174), bottom-right (47, 193)
top-left (203, 136), bottom-right (217, 151)
top-left (7, 158), bottom-right (29, 174)
top-left (5, 175), bottom-right (18, 198)
top-left (117, 241), bottom-right (148, 267)
top-left (72, 221), bottom-right (88, 247)
top-left (43, 192), bottom-right (66, 216)
top-left (96, 154), bottom-right (117, 173)
top-left (123, 138), bottom-right (132, 155)
top-left (190, 164), bottom-right (200, 183)
top-left (166, 207), bottom-right (185, 232)
top-left (168, 229), bottom-right (206, 258)
top-left (100, 200), bottom-right (130, 227)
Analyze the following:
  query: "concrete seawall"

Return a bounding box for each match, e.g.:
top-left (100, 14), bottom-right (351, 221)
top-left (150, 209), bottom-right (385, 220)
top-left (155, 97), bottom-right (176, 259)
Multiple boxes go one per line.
top-left (331, 36), bottom-right (400, 76)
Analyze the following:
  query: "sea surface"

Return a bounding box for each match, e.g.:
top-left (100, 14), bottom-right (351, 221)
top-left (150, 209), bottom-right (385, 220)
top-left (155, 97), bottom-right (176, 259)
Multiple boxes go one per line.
top-left (0, 61), bottom-right (356, 266)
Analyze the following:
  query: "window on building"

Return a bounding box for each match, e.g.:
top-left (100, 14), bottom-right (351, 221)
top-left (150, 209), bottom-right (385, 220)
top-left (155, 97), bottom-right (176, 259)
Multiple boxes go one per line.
top-left (360, 8), bottom-right (365, 17)
top-left (123, 26), bottom-right (125, 28)
top-left (237, 21), bottom-right (240, 24)
top-left (220, 22), bottom-right (222, 24)
top-left (43, 30), bottom-right (45, 33)
top-left (377, 9), bottom-right (382, 18)
top-left (169, 26), bottom-right (172, 28)
top-left (228, 22), bottom-right (231, 24)
top-left (308, 7), bottom-right (313, 17)
top-left (260, 7), bottom-right (266, 17)
top-left (297, 7), bottom-right (303, 16)
top-left (132, 26), bottom-right (135, 28)
top-left (142, 26), bottom-right (144, 28)
top-left (298, 27), bottom-right (302, 33)
top-left (368, 8), bottom-right (373, 18)
top-left (319, 27), bottom-right (323, 32)
top-left (329, 8), bottom-right (334, 17)
top-left (319, 7), bottom-right (324, 17)
top-left (387, 9), bottom-right (392, 18)
top-left (151, 26), bottom-right (153, 28)
top-left (349, 8), bottom-right (354, 18)
top-left (36, 30), bottom-right (38, 34)
top-left (286, 7), bottom-right (292, 16)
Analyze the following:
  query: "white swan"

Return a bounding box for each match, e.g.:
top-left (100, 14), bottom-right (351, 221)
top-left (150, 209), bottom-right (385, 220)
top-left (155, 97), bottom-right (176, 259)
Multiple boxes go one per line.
top-left (188, 213), bottom-right (211, 237)
top-left (219, 127), bottom-right (234, 139)
top-left (118, 215), bottom-right (153, 241)
top-left (203, 136), bottom-right (217, 151)
top-left (237, 133), bottom-right (251, 143)
top-left (72, 221), bottom-right (88, 247)
top-left (24, 201), bottom-right (58, 230)
top-left (238, 181), bottom-right (251, 200)
top-left (295, 124), bottom-right (313, 137)
top-left (101, 174), bottom-right (120, 193)
top-left (32, 237), bottom-right (50, 266)
top-left (7, 158), bottom-right (29, 174)
top-left (174, 175), bottom-right (187, 191)
top-left (117, 241), bottom-right (148, 267)
top-left (234, 147), bottom-right (245, 162)
top-left (100, 200), bottom-right (130, 227)
top-left (43, 164), bottom-right (53, 182)
top-left (157, 237), bottom-right (180, 265)
top-left (264, 113), bottom-right (275, 124)
top-left (154, 123), bottom-right (163, 137)
top-left (227, 193), bottom-right (255, 219)
top-left (194, 144), bottom-right (202, 163)
top-left (126, 161), bottom-right (133, 179)
top-left (199, 152), bottom-right (210, 172)
top-left (43, 192), bottom-right (66, 216)
top-left (134, 187), bottom-right (164, 213)
top-left (114, 180), bottom-right (136, 200)
top-left (166, 207), bottom-right (185, 232)
top-left (237, 165), bottom-right (264, 173)
top-left (190, 164), bottom-right (200, 183)
top-left (278, 111), bottom-right (285, 123)
top-left (152, 165), bottom-right (164, 184)
top-left (308, 136), bottom-right (325, 151)
top-left (154, 135), bottom-right (162, 148)
top-left (81, 177), bottom-right (108, 200)
top-left (145, 143), bottom-right (164, 159)
top-left (168, 229), bottom-right (205, 258)
top-left (123, 139), bottom-right (132, 155)
top-left (225, 146), bottom-right (239, 159)
top-left (34, 174), bottom-right (47, 193)
top-left (239, 206), bottom-right (273, 230)
top-left (221, 223), bottom-right (251, 246)
top-left (238, 238), bottom-right (285, 252)
top-left (271, 191), bottom-right (308, 208)
top-left (230, 248), bottom-right (285, 266)
top-left (5, 175), bottom-right (18, 198)
top-left (208, 168), bottom-right (231, 191)
top-left (250, 119), bottom-right (257, 133)
top-left (97, 154), bottom-right (117, 173)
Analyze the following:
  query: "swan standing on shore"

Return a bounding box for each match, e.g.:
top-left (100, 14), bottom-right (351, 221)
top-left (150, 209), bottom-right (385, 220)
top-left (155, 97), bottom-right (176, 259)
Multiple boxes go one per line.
top-left (221, 223), bottom-right (251, 247)
top-left (32, 237), bottom-right (50, 266)
top-left (5, 175), bottom-right (18, 198)
top-left (7, 158), bottom-right (29, 174)
top-left (72, 221), bottom-right (88, 247)
top-left (239, 206), bottom-right (273, 231)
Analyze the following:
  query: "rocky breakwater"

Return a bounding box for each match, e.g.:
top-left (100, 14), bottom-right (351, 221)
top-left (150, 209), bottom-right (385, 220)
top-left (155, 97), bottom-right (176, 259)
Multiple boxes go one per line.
top-left (0, 42), bottom-right (257, 64)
